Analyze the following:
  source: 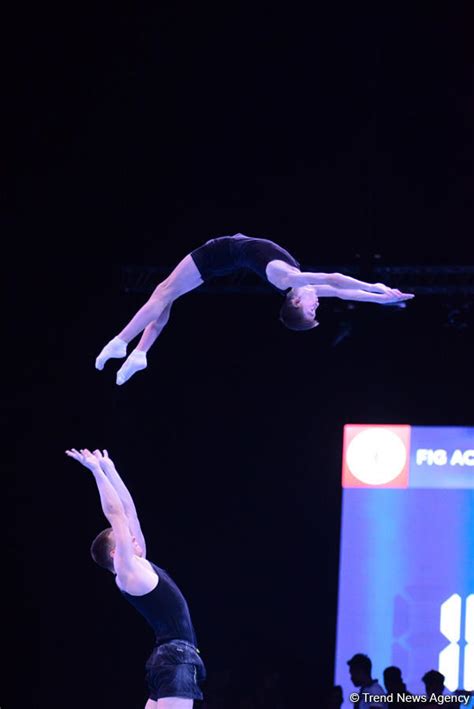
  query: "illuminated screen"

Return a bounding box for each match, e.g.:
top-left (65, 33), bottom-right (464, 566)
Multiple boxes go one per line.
top-left (335, 425), bottom-right (474, 702)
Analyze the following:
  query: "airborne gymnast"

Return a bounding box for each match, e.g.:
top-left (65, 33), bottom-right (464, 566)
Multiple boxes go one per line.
top-left (95, 234), bottom-right (414, 384)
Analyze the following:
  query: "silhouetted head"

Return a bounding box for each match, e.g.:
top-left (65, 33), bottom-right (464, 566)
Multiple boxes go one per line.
top-left (422, 670), bottom-right (445, 696)
top-left (279, 287), bottom-right (319, 331)
top-left (90, 527), bottom-right (143, 573)
top-left (348, 654), bottom-right (373, 687)
top-left (384, 666), bottom-right (405, 693)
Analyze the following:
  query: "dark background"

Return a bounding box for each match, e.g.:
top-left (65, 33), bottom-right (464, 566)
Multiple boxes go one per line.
top-left (6, 3), bottom-right (474, 708)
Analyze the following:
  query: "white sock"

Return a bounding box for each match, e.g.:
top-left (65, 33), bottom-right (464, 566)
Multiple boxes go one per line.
top-left (95, 337), bottom-right (128, 370)
top-left (116, 350), bottom-right (147, 386)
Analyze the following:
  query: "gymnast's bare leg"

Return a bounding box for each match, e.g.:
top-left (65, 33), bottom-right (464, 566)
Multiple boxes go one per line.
top-left (95, 255), bottom-right (203, 383)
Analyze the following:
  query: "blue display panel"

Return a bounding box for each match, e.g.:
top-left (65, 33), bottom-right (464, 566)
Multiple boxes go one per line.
top-left (335, 425), bottom-right (474, 702)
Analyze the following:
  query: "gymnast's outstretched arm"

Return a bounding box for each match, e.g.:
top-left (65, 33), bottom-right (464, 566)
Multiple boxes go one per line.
top-left (65, 448), bottom-right (156, 592)
top-left (65, 448), bottom-right (125, 515)
top-left (65, 448), bottom-right (138, 580)
top-left (93, 449), bottom-right (147, 556)
top-left (267, 261), bottom-right (413, 297)
top-left (287, 269), bottom-right (410, 294)
top-left (313, 284), bottom-right (414, 304)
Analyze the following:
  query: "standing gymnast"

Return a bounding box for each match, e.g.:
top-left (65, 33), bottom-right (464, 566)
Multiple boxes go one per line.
top-left (66, 447), bottom-right (206, 708)
top-left (95, 233), bottom-right (414, 384)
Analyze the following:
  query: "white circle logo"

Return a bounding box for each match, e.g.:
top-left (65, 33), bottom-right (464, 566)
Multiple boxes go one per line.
top-left (346, 428), bottom-right (407, 485)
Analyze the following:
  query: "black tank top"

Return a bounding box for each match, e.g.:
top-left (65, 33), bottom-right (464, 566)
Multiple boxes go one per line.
top-left (190, 234), bottom-right (299, 290)
top-left (119, 562), bottom-right (197, 646)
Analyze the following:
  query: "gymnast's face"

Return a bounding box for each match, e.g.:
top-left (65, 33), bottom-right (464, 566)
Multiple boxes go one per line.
top-left (292, 286), bottom-right (319, 320)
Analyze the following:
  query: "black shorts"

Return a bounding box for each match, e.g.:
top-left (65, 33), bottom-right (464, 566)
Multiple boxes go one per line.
top-left (190, 235), bottom-right (240, 281)
top-left (145, 640), bottom-right (206, 701)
